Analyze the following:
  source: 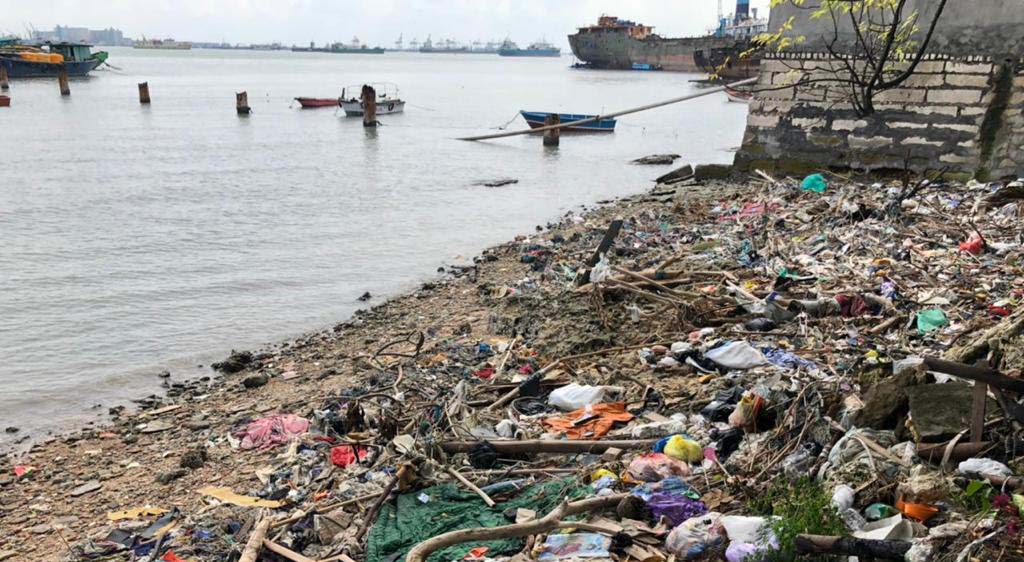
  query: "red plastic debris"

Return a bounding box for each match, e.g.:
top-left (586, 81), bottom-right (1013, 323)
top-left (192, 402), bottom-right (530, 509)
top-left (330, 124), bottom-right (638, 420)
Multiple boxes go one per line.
top-left (960, 234), bottom-right (985, 255)
top-left (473, 366), bottom-right (495, 380)
top-left (330, 445), bottom-right (368, 468)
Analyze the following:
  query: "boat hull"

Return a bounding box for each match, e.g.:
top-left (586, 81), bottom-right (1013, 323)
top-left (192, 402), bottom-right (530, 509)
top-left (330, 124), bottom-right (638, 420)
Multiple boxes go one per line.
top-left (520, 111), bottom-right (616, 132)
top-left (296, 97), bottom-right (340, 108)
top-left (568, 31), bottom-right (758, 78)
top-left (498, 49), bottom-right (561, 57)
top-left (0, 57), bottom-right (103, 78)
top-left (341, 99), bottom-right (405, 116)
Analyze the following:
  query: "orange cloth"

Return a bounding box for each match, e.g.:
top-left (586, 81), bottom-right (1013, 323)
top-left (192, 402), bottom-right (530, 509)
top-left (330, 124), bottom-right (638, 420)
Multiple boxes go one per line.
top-left (542, 402), bottom-right (634, 439)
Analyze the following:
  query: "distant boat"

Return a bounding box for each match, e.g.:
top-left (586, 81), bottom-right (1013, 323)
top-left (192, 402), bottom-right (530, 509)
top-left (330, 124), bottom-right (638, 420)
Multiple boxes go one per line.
top-left (520, 111), bottom-right (616, 132)
top-left (340, 83), bottom-right (405, 116)
top-left (0, 42), bottom-right (108, 78)
top-left (419, 36), bottom-right (469, 54)
top-left (498, 39), bottom-right (561, 57)
top-left (724, 86), bottom-right (752, 103)
top-left (134, 38), bottom-right (192, 50)
top-left (295, 97), bottom-right (340, 109)
top-left (292, 38), bottom-right (384, 54)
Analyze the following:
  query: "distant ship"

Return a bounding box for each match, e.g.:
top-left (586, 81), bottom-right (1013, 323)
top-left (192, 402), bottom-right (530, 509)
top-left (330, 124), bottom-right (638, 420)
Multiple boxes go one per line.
top-left (0, 40), bottom-right (108, 77)
top-left (498, 39), bottom-right (561, 57)
top-left (134, 38), bottom-right (192, 50)
top-left (293, 37), bottom-right (384, 54)
top-left (568, 1), bottom-right (766, 77)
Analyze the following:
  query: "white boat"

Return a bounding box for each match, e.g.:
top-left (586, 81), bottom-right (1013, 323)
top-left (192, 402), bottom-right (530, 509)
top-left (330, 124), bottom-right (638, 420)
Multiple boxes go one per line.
top-left (340, 83), bottom-right (405, 116)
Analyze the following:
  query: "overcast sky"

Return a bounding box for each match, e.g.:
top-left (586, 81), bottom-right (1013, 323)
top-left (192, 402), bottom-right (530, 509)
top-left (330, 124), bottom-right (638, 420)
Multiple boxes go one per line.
top-left (0, 0), bottom-right (771, 47)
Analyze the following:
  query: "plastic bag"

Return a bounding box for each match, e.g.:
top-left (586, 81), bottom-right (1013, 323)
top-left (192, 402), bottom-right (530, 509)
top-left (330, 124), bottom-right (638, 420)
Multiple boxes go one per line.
top-left (663, 435), bottom-right (704, 463)
top-left (800, 173), bottom-right (828, 193)
top-left (728, 392), bottom-right (765, 429)
top-left (590, 254), bottom-right (612, 284)
top-left (547, 384), bottom-right (610, 411)
top-left (665, 512), bottom-right (725, 560)
top-left (646, 493), bottom-right (707, 526)
top-left (916, 309), bottom-right (948, 334)
top-left (831, 485), bottom-right (855, 511)
top-left (957, 458), bottom-right (1012, 479)
top-left (705, 341), bottom-right (767, 370)
top-left (627, 453), bottom-right (690, 482)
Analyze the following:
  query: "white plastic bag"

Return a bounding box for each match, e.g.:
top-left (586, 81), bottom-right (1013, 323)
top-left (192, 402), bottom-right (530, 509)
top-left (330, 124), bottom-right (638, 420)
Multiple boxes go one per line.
top-left (665, 512), bottom-right (725, 560)
top-left (957, 458), bottom-right (1012, 479)
top-left (547, 384), bottom-right (608, 411)
top-left (704, 341), bottom-right (767, 370)
top-left (590, 254), bottom-right (612, 283)
top-left (831, 484), bottom-right (855, 511)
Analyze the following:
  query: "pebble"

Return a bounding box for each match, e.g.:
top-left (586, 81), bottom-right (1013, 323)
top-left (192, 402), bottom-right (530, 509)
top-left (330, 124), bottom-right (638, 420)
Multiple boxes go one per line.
top-left (156, 469), bottom-right (188, 485)
top-left (242, 374), bottom-right (269, 389)
top-left (69, 480), bottom-right (102, 497)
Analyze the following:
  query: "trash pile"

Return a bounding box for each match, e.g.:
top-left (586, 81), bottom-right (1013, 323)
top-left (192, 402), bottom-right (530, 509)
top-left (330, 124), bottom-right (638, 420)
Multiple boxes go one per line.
top-left (5, 172), bottom-right (1024, 562)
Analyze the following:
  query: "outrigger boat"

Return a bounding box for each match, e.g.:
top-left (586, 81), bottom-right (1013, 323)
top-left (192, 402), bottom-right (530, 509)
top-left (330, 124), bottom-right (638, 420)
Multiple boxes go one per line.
top-left (340, 83), bottom-right (405, 116)
top-left (519, 111), bottom-right (617, 132)
top-left (295, 97), bottom-right (340, 109)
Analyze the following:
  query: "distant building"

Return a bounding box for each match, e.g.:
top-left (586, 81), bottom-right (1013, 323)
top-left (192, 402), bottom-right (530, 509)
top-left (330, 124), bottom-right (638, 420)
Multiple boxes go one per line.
top-left (33, 26), bottom-right (129, 46)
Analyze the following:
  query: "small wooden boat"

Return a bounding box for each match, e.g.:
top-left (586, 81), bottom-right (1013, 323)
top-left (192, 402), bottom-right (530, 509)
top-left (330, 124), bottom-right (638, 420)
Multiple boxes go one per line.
top-left (340, 83), bottom-right (405, 117)
top-left (724, 86), bottom-right (753, 104)
top-left (295, 97), bottom-right (340, 109)
top-left (520, 111), bottom-right (616, 132)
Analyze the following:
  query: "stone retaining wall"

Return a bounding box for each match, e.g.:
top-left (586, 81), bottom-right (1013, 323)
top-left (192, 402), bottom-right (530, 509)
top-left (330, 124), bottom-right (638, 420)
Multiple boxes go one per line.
top-left (735, 54), bottom-right (1024, 179)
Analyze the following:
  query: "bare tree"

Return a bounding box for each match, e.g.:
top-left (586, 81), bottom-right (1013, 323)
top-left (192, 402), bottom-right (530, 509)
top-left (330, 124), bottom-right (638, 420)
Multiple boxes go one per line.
top-left (753, 0), bottom-right (949, 116)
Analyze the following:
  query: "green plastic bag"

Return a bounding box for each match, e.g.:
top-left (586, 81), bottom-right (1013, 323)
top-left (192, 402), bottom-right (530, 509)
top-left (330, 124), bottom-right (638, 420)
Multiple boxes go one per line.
top-left (800, 173), bottom-right (828, 193)
top-left (916, 309), bottom-right (948, 334)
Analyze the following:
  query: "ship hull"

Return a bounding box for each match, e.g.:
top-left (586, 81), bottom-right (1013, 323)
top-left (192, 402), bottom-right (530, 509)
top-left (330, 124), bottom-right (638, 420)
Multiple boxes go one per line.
top-left (568, 32), bottom-right (758, 78)
top-left (498, 49), bottom-right (561, 57)
top-left (0, 57), bottom-right (103, 78)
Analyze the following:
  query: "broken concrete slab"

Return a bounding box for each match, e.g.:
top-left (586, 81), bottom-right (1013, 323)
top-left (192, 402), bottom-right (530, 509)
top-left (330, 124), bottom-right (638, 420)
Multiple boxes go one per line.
top-left (907, 384), bottom-right (974, 442)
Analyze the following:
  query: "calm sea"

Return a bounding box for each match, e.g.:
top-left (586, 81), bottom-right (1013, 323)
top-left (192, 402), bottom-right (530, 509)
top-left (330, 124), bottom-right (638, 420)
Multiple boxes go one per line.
top-left (0, 47), bottom-right (748, 447)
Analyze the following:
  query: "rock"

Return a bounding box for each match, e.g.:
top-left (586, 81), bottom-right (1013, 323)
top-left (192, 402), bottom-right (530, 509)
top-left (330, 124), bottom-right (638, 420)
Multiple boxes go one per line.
top-left (140, 421), bottom-right (173, 434)
top-left (156, 469), bottom-right (188, 485)
top-left (893, 356), bottom-right (928, 381)
top-left (0, 476), bottom-right (13, 487)
top-left (27, 523), bottom-right (51, 535)
top-left (69, 480), bottom-right (101, 497)
top-left (475, 178), bottom-right (518, 188)
top-left (157, 370), bottom-right (171, 378)
top-left (242, 373), bottom-right (270, 389)
top-left (853, 372), bottom-right (913, 430)
top-left (656, 164), bottom-right (695, 184)
top-left (358, 291), bottom-right (372, 302)
top-left (907, 384), bottom-right (974, 442)
top-left (122, 433), bottom-right (139, 445)
top-left (212, 350), bottom-right (254, 374)
top-left (185, 420), bottom-right (211, 431)
top-left (0, 550), bottom-right (19, 561)
top-left (897, 466), bottom-right (950, 503)
top-left (632, 154), bottom-right (680, 165)
top-left (180, 448), bottom-right (208, 469)
top-left (694, 163), bottom-right (734, 181)
top-left (3, 427), bottom-right (18, 434)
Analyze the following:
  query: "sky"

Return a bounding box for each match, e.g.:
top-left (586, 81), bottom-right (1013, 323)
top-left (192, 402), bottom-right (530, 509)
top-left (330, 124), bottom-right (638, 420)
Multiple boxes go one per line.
top-left (0, 0), bottom-right (771, 47)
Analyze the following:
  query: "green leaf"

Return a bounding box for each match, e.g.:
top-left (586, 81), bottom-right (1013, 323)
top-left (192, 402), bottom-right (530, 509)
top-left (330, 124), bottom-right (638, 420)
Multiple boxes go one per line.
top-left (966, 480), bottom-right (986, 497)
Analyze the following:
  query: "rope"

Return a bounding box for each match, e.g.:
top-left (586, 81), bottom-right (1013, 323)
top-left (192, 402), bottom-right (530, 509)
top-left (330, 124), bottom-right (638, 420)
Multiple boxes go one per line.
top-left (494, 111), bottom-right (521, 130)
top-left (457, 76), bottom-right (757, 142)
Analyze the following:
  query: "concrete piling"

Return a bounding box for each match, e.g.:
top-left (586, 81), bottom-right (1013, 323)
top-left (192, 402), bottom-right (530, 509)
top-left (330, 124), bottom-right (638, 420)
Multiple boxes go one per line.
top-left (138, 82), bottom-right (150, 104)
top-left (0, 65), bottom-right (9, 91)
top-left (236, 91), bottom-right (251, 115)
top-left (0, 95), bottom-right (10, 108)
top-left (543, 114), bottom-right (560, 146)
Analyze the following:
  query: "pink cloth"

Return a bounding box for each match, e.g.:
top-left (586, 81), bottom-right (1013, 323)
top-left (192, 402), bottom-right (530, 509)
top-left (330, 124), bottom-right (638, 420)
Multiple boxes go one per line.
top-left (235, 414), bottom-right (310, 450)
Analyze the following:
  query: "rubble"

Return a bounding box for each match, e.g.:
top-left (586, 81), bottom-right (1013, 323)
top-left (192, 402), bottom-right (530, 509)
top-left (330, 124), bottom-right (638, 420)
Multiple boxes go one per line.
top-left (3, 172), bottom-right (1024, 561)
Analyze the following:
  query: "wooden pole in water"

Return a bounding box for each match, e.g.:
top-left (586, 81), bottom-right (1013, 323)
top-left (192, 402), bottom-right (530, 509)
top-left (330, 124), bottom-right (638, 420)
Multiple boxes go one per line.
top-left (543, 114), bottom-right (560, 146)
top-left (458, 76), bottom-right (757, 141)
top-left (361, 84), bottom-right (377, 128)
top-left (138, 82), bottom-right (151, 104)
top-left (236, 91), bottom-right (251, 115)
top-left (58, 66), bottom-right (70, 96)
top-left (0, 65), bottom-right (9, 91)
top-left (0, 95), bottom-right (10, 108)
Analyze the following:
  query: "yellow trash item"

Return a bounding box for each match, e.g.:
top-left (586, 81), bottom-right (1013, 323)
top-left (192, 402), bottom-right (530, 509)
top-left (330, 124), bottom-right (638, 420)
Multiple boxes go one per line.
top-left (590, 468), bottom-right (618, 483)
top-left (664, 435), bottom-right (703, 463)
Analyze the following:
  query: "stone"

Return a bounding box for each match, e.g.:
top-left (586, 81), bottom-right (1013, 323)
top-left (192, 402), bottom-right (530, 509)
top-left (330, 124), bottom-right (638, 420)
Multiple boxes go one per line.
top-left (907, 384), bottom-right (974, 442)
top-left (3, 427), bottom-right (17, 434)
top-left (27, 523), bottom-right (51, 535)
top-left (747, 113), bottom-right (780, 128)
top-left (898, 466), bottom-right (950, 503)
top-left (140, 421), bottom-right (173, 434)
top-left (945, 73), bottom-right (992, 88)
top-left (849, 136), bottom-right (893, 150)
top-left (927, 89), bottom-right (983, 105)
top-left (945, 62), bottom-right (993, 75)
top-left (212, 350), bottom-right (254, 374)
top-left (185, 420), bottom-right (211, 431)
top-left (854, 372), bottom-right (913, 430)
top-left (157, 370), bottom-right (171, 378)
top-left (122, 433), bottom-right (139, 445)
top-left (69, 480), bottom-right (101, 497)
top-left (632, 154), bottom-right (681, 165)
top-left (242, 373), bottom-right (270, 389)
top-left (180, 448), bottom-right (208, 469)
top-left (156, 469), bottom-right (188, 484)
top-left (694, 164), bottom-right (734, 181)
top-left (358, 291), bottom-right (372, 301)
top-left (832, 119), bottom-right (868, 131)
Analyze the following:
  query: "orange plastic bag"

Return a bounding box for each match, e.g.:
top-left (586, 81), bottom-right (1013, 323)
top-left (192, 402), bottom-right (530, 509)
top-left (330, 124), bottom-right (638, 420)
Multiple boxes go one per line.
top-left (542, 402), bottom-right (633, 439)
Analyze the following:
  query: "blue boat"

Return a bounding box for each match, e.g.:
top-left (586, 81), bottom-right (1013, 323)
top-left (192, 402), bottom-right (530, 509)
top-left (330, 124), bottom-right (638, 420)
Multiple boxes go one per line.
top-left (520, 111), bottom-right (616, 132)
top-left (0, 42), bottom-right (108, 78)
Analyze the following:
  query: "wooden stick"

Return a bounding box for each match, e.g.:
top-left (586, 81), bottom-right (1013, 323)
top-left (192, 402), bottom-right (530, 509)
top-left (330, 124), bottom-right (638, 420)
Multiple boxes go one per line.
top-left (588, 219), bottom-right (623, 267)
top-left (355, 464), bottom-right (409, 543)
top-left (440, 439), bottom-right (657, 455)
top-left (405, 494), bottom-right (626, 562)
top-left (446, 467), bottom-right (496, 507)
top-left (271, 492), bottom-right (382, 529)
top-left (239, 512), bottom-right (272, 562)
top-left (923, 357), bottom-right (1024, 393)
top-left (264, 539), bottom-right (317, 562)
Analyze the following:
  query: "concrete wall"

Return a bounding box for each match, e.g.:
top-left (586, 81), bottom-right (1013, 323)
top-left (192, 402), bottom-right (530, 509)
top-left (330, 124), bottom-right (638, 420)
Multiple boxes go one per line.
top-left (769, 0), bottom-right (1024, 58)
top-left (734, 1), bottom-right (1024, 179)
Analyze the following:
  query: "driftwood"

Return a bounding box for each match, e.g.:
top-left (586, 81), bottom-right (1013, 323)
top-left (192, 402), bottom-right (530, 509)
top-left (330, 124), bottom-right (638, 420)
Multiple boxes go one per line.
top-left (923, 357), bottom-right (1024, 394)
top-left (405, 493), bottom-right (626, 562)
top-left (916, 441), bottom-right (993, 462)
top-left (794, 534), bottom-right (911, 560)
top-left (440, 439), bottom-right (657, 455)
top-left (944, 307), bottom-right (1024, 364)
top-left (587, 219), bottom-right (623, 267)
top-left (447, 467), bottom-right (496, 507)
top-left (239, 512), bottom-right (273, 562)
top-left (263, 539), bottom-right (317, 562)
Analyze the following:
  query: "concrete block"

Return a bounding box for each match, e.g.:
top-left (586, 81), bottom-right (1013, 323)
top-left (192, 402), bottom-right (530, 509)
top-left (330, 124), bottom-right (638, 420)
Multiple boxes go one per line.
top-left (794, 88), bottom-right (826, 102)
top-left (927, 89), bottom-right (983, 105)
top-left (903, 73), bottom-right (946, 88)
top-left (849, 135), bottom-right (894, 150)
top-left (1014, 75), bottom-right (1024, 88)
top-left (945, 73), bottom-right (992, 88)
top-left (902, 136), bottom-right (944, 147)
top-left (889, 121), bottom-right (929, 129)
top-left (762, 59), bottom-right (793, 74)
top-left (960, 106), bottom-right (987, 117)
top-left (933, 123), bottom-right (980, 134)
top-left (747, 113), bottom-right (780, 128)
top-left (760, 101), bottom-right (796, 114)
top-left (832, 119), bottom-right (868, 131)
top-left (1011, 92), bottom-right (1024, 105)
top-left (875, 89), bottom-right (927, 103)
top-left (760, 86), bottom-right (795, 101)
top-left (914, 61), bottom-right (947, 74)
top-left (791, 117), bottom-right (827, 130)
top-left (958, 140), bottom-right (976, 148)
top-left (945, 62), bottom-right (994, 75)
top-left (940, 153), bottom-right (975, 164)
top-left (904, 105), bottom-right (959, 117)
top-left (907, 384), bottom-right (973, 442)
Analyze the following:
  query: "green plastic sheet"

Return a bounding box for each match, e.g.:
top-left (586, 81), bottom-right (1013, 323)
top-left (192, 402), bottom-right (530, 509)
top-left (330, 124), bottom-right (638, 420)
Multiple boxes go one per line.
top-left (916, 309), bottom-right (948, 334)
top-left (366, 477), bottom-right (589, 562)
top-left (800, 173), bottom-right (828, 193)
